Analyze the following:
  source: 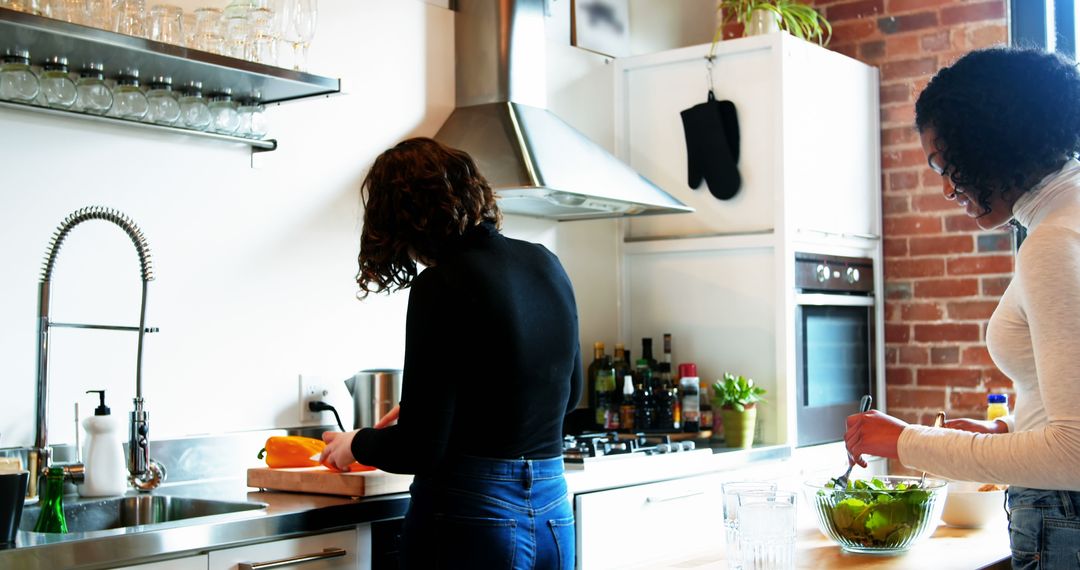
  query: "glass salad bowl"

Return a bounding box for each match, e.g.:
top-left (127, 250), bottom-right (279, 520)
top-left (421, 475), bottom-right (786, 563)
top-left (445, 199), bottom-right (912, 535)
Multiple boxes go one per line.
top-left (805, 476), bottom-right (948, 554)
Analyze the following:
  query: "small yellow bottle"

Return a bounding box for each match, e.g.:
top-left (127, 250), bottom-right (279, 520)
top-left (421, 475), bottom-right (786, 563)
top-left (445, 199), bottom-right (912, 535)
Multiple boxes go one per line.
top-left (987, 394), bottom-right (1009, 421)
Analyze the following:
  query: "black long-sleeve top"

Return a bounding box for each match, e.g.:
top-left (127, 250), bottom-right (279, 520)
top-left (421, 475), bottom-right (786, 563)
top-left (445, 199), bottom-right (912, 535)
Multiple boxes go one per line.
top-left (351, 222), bottom-right (583, 474)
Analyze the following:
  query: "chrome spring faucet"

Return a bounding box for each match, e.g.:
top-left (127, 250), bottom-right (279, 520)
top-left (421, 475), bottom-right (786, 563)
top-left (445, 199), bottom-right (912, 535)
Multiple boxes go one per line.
top-left (29, 206), bottom-right (165, 499)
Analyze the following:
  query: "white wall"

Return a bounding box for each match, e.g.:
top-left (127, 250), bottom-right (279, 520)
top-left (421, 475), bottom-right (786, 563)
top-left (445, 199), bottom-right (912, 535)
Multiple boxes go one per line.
top-left (0, 0), bottom-right (716, 447)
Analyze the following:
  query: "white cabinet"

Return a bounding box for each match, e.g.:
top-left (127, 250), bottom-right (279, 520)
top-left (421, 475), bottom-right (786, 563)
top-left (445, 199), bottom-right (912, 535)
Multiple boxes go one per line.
top-left (208, 528), bottom-right (367, 570)
top-left (574, 473), bottom-right (726, 570)
top-left (614, 33), bottom-right (884, 447)
top-left (614, 32), bottom-right (881, 241)
top-left (119, 555), bottom-right (208, 570)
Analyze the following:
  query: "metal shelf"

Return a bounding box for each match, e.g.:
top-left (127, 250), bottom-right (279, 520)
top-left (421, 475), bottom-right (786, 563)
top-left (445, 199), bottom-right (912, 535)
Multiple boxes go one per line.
top-left (0, 98), bottom-right (278, 151)
top-left (0, 7), bottom-right (338, 153)
top-left (0, 7), bottom-right (340, 103)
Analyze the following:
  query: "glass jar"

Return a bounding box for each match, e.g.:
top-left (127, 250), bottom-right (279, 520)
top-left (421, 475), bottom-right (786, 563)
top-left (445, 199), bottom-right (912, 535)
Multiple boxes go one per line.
top-left (208, 88), bottom-right (239, 134)
top-left (0, 49), bottom-right (40, 103)
top-left (145, 75), bottom-right (180, 125)
top-left (39, 56), bottom-right (77, 109)
top-left (236, 93), bottom-right (268, 139)
top-left (178, 80), bottom-right (211, 131)
top-left (112, 69), bottom-right (149, 120)
top-left (75, 62), bottom-right (112, 114)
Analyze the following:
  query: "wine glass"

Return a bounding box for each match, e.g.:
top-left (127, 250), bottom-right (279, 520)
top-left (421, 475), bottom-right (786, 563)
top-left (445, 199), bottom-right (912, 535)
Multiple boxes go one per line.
top-left (290, 0), bottom-right (316, 72)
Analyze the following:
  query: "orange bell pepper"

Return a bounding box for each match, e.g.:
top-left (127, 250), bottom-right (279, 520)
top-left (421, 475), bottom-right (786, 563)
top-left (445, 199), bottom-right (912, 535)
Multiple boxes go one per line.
top-left (257, 436), bottom-right (326, 468)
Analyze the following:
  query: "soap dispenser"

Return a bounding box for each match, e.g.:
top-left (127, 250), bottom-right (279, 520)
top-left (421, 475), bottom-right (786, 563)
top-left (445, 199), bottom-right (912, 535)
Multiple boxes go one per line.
top-left (80, 390), bottom-right (128, 497)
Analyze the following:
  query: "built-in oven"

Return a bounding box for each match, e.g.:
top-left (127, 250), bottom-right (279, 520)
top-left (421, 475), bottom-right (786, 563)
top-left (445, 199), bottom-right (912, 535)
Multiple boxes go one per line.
top-left (794, 252), bottom-right (877, 447)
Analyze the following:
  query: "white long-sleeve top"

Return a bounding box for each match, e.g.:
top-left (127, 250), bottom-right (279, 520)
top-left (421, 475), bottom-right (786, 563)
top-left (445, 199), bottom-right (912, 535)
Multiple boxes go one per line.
top-left (897, 159), bottom-right (1080, 490)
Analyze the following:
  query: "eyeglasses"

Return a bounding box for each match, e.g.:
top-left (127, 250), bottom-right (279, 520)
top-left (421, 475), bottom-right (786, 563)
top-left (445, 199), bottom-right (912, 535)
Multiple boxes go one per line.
top-left (927, 152), bottom-right (947, 176)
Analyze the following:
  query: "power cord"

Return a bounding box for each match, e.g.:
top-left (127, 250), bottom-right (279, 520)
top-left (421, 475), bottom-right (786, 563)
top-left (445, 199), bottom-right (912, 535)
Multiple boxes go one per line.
top-left (308, 400), bottom-right (346, 432)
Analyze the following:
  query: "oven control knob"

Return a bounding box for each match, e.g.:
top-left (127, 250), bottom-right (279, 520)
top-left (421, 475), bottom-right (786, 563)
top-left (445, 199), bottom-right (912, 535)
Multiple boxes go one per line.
top-left (845, 267), bottom-right (861, 284)
top-left (816, 264), bottom-right (831, 282)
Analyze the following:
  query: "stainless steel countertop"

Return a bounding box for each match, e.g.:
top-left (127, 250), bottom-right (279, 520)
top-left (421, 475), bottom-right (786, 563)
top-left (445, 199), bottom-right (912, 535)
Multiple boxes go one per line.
top-left (0, 479), bottom-right (410, 570)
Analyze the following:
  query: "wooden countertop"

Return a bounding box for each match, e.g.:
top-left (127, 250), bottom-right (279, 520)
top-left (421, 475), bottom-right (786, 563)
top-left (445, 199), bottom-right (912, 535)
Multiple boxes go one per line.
top-left (636, 513), bottom-right (1011, 569)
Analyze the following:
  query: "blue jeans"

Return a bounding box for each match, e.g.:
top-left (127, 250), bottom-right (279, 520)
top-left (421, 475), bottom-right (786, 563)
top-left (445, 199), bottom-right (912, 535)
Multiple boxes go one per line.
top-left (1007, 486), bottom-right (1080, 569)
top-left (401, 456), bottom-right (575, 570)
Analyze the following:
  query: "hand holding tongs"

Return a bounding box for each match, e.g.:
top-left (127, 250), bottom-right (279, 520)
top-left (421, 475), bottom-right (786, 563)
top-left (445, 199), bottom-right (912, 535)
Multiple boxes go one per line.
top-left (834, 394), bottom-right (874, 489)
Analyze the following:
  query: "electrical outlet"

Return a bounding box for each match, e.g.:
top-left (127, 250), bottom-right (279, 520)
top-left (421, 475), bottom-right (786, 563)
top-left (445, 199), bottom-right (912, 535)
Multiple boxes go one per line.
top-left (298, 374), bottom-right (330, 425)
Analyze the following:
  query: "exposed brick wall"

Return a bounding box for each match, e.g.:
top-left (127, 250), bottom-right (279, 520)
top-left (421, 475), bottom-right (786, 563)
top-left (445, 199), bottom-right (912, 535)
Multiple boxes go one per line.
top-left (819, 0), bottom-right (1013, 425)
top-left (723, 1), bottom-right (1013, 425)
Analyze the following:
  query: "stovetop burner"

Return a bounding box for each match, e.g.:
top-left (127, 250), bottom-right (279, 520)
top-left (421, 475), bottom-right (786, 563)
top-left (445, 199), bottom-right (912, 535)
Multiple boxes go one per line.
top-left (562, 432), bottom-right (696, 463)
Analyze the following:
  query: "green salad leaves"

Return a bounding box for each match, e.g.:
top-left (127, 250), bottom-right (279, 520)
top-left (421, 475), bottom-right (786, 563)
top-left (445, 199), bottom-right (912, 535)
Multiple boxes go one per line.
top-left (819, 478), bottom-right (932, 548)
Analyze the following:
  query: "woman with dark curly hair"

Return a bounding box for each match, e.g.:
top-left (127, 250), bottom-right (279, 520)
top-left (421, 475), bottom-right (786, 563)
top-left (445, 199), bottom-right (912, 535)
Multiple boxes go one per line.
top-left (844, 47), bottom-right (1080, 566)
top-left (320, 137), bottom-right (583, 569)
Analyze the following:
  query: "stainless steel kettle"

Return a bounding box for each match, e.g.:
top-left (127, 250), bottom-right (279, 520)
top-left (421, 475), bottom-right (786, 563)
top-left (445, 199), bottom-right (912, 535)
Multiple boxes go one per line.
top-left (344, 369), bottom-right (403, 429)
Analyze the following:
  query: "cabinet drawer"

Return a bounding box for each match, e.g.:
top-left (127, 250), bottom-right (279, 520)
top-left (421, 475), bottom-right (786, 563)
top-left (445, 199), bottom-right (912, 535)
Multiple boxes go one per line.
top-left (208, 528), bottom-right (365, 570)
top-left (118, 555), bottom-right (208, 570)
top-left (575, 473), bottom-right (725, 570)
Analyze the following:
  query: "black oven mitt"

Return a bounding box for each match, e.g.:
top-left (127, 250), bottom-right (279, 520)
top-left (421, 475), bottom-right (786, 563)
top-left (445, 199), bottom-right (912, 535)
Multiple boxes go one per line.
top-left (680, 91), bottom-right (741, 200)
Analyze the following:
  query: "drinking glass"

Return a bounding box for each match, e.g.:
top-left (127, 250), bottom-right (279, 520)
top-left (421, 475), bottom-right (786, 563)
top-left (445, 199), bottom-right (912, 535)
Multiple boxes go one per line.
top-left (722, 481), bottom-right (777, 570)
top-left (273, 0), bottom-right (297, 69)
top-left (222, 0), bottom-right (254, 59)
top-left (41, 0), bottom-right (79, 22)
top-left (112, 0), bottom-right (147, 38)
top-left (736, 490), bottom-right (797, 570)
top-left (291, 0), bottom-right (316, 71)
top-left (192, 7), bottom-right (224, 54)
top-left (79, 0), bottom-right (112, 30)
top-left (245, 6), bottom-right (275, 64)
top-left (149, 4), bottom-right (183, 45)
top-left (6, 0), bottom-right (41, 15)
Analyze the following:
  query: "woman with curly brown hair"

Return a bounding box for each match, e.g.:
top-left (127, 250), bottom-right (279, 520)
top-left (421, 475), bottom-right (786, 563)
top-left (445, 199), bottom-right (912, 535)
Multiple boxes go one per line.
top-left (844, 48), bottom-right (1080, 567)
top-left (320, 137), bottom-right (583, 569)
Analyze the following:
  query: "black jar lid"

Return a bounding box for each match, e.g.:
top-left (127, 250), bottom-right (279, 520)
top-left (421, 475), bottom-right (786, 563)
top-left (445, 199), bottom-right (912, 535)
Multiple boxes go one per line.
top-left (79, 62), bottom-right (105, 80)
top-left (1, 48), bottom-right (30, 65)
top-left (207, 87), bottom-right (233, 102)
top-left (147, 75), bottom-right (173, 90)
top-left (41, 56), bottom-right (69, 72)
top-left (180, 80), bottom-right (204, 96)
top-left (115, 68), bottom-right (141, 86)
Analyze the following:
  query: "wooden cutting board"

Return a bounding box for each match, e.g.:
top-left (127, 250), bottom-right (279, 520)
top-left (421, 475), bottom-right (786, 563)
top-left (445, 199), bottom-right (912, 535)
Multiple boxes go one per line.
top-left (247, 467), bottom-right (413, 497)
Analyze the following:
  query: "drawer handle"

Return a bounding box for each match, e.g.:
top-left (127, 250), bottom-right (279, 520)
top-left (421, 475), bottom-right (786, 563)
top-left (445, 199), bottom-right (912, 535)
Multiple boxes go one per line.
top-left (646, 490), bottom-right (706, 503)
top-left (239, 547), bottom-right (347, 570)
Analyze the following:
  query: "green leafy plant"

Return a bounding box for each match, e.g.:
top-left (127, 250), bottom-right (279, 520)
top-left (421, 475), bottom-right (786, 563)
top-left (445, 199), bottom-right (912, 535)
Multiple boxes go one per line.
top-left (711, 373), bottom-right (767, 412)
top-left (715, 0), bottom-right (832, 46)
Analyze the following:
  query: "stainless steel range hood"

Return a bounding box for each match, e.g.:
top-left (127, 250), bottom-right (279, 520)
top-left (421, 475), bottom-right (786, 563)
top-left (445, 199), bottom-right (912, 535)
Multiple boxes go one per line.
top-left (434, 0), bottom-right (693, 221)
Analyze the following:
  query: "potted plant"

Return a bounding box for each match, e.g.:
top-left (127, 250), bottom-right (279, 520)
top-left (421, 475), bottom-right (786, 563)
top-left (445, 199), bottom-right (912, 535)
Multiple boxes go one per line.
top-left (712, 373), bottom-right (767, 448)
top-left (716, 0), bottom-right (832, 45)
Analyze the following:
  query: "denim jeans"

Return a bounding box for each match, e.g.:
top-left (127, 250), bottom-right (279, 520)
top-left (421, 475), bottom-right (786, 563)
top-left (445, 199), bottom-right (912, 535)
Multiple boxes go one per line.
top-left (401, 455), bottom-right (575, 570)
top-left (1007, 486), bottom-right (1080, 569)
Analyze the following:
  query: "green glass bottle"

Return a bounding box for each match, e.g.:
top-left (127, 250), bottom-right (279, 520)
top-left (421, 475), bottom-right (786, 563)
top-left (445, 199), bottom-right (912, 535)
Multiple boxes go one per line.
top-left (34, 467), bottom-right (68, 533)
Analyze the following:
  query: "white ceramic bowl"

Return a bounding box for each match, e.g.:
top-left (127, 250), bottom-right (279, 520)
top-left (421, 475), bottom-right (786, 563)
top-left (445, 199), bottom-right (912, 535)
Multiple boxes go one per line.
top-left (940, 481), bottom-right (1007, 528)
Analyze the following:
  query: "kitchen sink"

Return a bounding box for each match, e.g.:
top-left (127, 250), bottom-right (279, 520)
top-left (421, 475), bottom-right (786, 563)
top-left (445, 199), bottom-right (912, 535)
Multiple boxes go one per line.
top-left (19, 495), bottom-right (268, 533)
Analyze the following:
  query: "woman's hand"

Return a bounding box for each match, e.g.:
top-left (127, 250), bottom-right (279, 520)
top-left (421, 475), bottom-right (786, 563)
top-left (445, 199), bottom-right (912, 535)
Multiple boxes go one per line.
top-left (374, 405), bottom-right (400, 429)
top-left (944, 418), bottom-right (1009, 434)
top-left (845, 410), bottom-right (908, 468)
top-left (320, 430), bottom-right (359, 471)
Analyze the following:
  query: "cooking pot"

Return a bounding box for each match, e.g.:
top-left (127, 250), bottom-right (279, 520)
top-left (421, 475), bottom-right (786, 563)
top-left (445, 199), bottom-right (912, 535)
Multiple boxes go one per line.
top-left (344, 369), bottom-right (403, 429)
